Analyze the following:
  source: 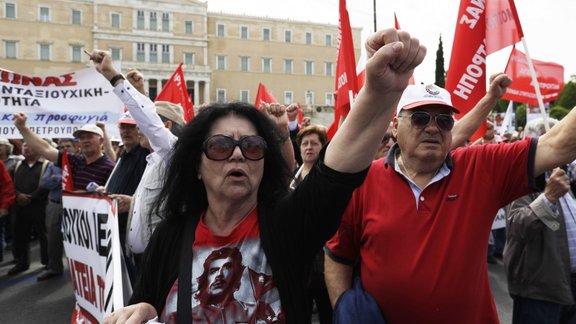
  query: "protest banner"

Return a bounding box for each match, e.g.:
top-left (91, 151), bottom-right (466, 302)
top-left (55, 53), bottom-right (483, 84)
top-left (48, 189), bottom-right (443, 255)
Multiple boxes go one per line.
top-left (502, 48), bottom-right (565, 106)
top-left (0, 67), bottom-right (124, 139)
top-left (62, 192), bottom-right (130, 323)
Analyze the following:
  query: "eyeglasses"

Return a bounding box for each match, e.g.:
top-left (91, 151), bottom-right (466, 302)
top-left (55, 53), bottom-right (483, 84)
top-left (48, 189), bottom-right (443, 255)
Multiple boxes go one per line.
top-left (202, 135), bottom-right (267, 161)
top-left (382, 134), bottom-right (395, 143)
top-left (399, 111), bottom-right (454, 131)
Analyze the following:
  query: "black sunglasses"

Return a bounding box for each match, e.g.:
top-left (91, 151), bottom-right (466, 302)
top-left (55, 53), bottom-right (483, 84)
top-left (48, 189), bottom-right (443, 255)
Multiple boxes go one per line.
top-left (400, 111), bottom-right (454, 131)
top-left (202, 135), bottom-right (267, 161)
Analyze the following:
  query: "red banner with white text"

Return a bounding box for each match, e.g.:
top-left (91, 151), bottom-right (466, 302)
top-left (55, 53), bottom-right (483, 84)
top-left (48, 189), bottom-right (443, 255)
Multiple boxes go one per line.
top-left (502, 48), bottom-right (564, 106)
top-left (446, 0), bottom-right (523, 140)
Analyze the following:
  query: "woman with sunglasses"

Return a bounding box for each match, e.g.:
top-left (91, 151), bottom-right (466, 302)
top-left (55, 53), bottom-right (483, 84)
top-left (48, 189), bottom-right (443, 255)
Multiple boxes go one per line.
top-left (91, 28), bottom-right (426, 324)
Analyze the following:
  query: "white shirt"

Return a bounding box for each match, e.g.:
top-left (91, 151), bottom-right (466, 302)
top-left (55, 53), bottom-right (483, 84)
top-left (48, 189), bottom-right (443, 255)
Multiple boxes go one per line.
top-left (114, 81), bottom-right (178, 254)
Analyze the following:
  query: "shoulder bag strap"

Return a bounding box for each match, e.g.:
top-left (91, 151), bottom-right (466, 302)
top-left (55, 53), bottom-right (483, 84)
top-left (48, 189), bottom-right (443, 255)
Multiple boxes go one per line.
top-left (176, 214), bottom-right (200, 324)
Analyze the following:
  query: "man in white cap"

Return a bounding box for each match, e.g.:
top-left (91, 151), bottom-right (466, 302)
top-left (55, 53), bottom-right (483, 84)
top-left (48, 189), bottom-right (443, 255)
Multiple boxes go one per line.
top-left (324, 72), bottom-right (576, 323)
top-left (12, 117), bottom-right (115, 190)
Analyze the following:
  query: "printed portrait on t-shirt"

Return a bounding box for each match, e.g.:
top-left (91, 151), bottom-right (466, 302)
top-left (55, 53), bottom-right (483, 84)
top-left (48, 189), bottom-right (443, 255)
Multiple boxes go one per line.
top-left (191, 244), bottom-right (282, 323)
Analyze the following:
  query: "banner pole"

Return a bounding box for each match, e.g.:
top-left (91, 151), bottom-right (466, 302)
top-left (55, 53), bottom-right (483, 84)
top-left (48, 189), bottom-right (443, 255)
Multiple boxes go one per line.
top-left (521, 37), bottom-right (549, 131)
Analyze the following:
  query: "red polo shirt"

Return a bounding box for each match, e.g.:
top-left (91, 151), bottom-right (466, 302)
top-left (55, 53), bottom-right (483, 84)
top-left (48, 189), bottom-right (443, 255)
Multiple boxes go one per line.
top-left (325, 138), bottom-right (537, 324)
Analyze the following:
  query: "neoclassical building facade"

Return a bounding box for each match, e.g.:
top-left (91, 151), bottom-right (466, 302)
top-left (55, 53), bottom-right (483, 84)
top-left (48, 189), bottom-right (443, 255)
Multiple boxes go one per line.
top-left (0, 0), bottom-right (361, 109)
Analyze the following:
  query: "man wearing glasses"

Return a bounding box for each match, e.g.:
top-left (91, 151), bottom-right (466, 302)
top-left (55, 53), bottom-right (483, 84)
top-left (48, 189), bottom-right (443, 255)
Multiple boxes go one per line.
top-left (324, 78), bottom-right (560, 323)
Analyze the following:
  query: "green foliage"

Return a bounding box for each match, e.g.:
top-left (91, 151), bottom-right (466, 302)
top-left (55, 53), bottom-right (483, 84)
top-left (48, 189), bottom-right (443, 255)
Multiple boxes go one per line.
top-left (557, 81), bottom-right (576, 109)
top-left (515, 104), bottom-right (526, 128)
top-left (435, 35), bottom-right (445, 88)
top-left (494, 99), bottom-right (509, 113)
top-left (549, 105), bottom-right (570, 120)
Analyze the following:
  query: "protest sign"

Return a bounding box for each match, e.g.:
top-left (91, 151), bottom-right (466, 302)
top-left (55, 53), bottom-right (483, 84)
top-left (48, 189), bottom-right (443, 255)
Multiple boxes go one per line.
top-left (62, 192), bottom-right (130, 323)
top-left (0, 67), bottom-right (123, 139)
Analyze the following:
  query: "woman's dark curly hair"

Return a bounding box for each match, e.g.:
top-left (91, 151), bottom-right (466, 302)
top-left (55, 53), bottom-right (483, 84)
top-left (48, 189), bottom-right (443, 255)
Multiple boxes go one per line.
top-left (155, 102), bottom-right (292, 224)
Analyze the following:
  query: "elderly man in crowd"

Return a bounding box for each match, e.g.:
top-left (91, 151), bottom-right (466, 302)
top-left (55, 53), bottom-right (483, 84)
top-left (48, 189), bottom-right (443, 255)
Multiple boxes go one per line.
top-left (324, 31), bottom-right (576, 324)
top-left (12, 121), bottom-right (115, 191)
top-left (504, 117), bottom-right (576, 324)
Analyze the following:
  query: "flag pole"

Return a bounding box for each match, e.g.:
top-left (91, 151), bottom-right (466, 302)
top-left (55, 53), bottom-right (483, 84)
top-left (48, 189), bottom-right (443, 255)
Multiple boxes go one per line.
top-left (520, 37), bottom-right (549, 131)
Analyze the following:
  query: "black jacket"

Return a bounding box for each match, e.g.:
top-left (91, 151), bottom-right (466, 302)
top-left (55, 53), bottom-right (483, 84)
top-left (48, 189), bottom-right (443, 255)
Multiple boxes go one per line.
top-left (130, 157), bottom-right (368, 323)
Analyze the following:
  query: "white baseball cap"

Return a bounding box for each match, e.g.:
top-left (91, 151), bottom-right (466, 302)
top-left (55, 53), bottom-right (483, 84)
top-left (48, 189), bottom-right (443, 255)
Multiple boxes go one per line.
top-left (397, 84), bottom-right (460, 115)
top-left (73, 124), bottom-right (103, 138)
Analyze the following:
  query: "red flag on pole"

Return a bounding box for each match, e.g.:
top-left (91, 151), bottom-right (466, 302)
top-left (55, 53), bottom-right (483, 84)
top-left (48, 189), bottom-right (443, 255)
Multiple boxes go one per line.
top-left (155, 63), bottom-right (194, 122)
top-left (296, 102), bottom-right (304, 124)
top-left (445, 0), bottom-right (523, 141)
top-left (61, 152), bottom-right (74, 192)
top-left (254, 82), bottom-right (278, 109)
top-left (328, 0), bottom-right (358, 139)
top-left (394, 12), bottom-right (401, 30)
top-left (502, 48), bottom-right (564, 106)
top-left (393, 13), bottom-right (415, 85)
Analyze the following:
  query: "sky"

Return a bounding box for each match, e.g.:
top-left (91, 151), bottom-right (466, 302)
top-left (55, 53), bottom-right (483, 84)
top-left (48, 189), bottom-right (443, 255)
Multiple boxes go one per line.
top-left (206, 0), bottom-right (575, 85)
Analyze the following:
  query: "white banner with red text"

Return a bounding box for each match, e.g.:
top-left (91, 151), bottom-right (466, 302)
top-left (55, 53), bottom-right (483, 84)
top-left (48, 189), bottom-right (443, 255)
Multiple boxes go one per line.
top-left (62, 192), bottom-right (130, 323)
top-left (0, 67), bottom-right (123, 139)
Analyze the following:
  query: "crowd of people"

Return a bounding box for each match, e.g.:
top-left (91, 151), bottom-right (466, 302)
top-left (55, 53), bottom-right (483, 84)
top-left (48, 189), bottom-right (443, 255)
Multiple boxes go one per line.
top-left (1, 28), bottom-right (576, 324)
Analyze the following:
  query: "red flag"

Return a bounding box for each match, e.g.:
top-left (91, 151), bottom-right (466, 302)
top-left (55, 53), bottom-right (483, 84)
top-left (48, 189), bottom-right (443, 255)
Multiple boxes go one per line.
top-left (155, 63), bottom-right (194, 122)
top-left (328, 0), bottom-right (358, 139)
top-left (393, 13), bottom-right (415, 85)
top-left (446, 0), bottom-right (523, 141)
top-left (502, 48), bottom-right (564, 106)
top-left (394, 12), bottom-right (401, 30)
top-left (61, 152), bottom-right (74, 192)
top-left (254, 82), bottom-right (278, 109)
top-left (297, 103), bottom-right (304, 124)
top-left (356, 51), bottom-right (366, 90)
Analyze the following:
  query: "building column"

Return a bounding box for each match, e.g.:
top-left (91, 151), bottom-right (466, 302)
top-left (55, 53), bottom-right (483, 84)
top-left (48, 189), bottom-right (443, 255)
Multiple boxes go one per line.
top-left (203, 81), bottom-right (210, 104)
top-left (144, 79), bottom-right (150, 95)
top-left (194, 80), bottom-right (200, 106)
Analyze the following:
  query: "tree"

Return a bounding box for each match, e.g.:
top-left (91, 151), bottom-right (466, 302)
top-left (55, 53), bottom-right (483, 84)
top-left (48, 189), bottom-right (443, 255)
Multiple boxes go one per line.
top-left (515, 104), bottom-right (526, 128)
top-left (549, 105), bottom-right (570, 120)
top-left (557, 81), bottom-right (576, 109)
top-left (435, 35), bottom-right (445, 88)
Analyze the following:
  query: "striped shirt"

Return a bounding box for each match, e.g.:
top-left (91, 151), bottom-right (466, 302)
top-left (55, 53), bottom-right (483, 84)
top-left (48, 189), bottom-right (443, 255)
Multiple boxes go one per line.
top-left (58, 151), bottom-right (115, 191)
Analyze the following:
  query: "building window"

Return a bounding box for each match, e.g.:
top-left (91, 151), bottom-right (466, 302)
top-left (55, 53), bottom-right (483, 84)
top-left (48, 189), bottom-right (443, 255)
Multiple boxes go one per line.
top-left (305, 91), bottom-right (314, 105)
top-left (284, 30), bottom-right (292, 43)
top-left (39, 6), bottom-right (50, 22)
top-left (71, 46), bottom-right (82, 62)
top-left (5, 41), bottom-right (16, 59)
top-left (262, 58), bottom-right (271, 73)
top-left (162, 44), bottom-right (170, 63)
top-left (137, 43), bottom-right (145, 62)
top-left (150, 12), bottom-right (157, 31)
top-left (284, 91), bottom-right (293, 105)
top-left (111, 48), bottom-right (121, 60)
top-left (284, 59), bottom-right (293, 74)
top-left (325, 62), bottom-right (333, 76)
top-left (162, 13), bottom-right (169, 32)
top-left (305, 32), bottom-right (312, 45)
top-left (217, 89), bottom-right (226, 103)
top-left (111, 13), bottom-right (120, 28)
top-left (240, 56), bottom-right (249, 72)
top-left (325, 92), bottom-right (334, 106)
top-left (240, 90), bottom-right (249, 103)
top-left (5, 3), bottom-right (16, 18)
top-left (263, 28), bottom-right (270, 41)
top-left (184, 52), bottom-right (195, 65)
top-left (39, 44), bottom-right (50, 61)
top-left (216, 55), bottom-right (226, 70)
top-left (72, 9), bottom-right (81, 25)
top-left (325, 34), bottom-right (333, 46)
top-left (149, 44), bottom-right (158, 62)
top-left (305, 61), bottom-right (314, 75)
top-left (217, 24), bottom-right (225, 37)
top-left (240, 26), bottom-right (248, 39)
top-left (185, 20), bottom-right (193, 34)
top-left (137, 10), bottom-right (145, 29)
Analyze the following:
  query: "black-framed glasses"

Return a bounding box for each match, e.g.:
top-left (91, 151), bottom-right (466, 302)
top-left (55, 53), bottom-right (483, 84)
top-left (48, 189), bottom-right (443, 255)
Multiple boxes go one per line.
top-left (399, 111), bottom-right (454, 131)
top-left (202, 135), bottom-right (267, 161)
